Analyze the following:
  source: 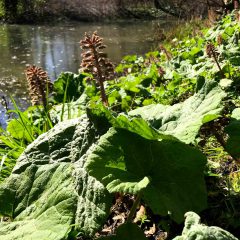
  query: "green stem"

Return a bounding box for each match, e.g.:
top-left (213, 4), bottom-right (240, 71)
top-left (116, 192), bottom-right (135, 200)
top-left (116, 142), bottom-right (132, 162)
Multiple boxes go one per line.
top-left (211, 49), bottom-right (223, 77)
top-left (61, 75), bottom-right (69, 122)
top-left (127, 192), bottom-right (142, 223)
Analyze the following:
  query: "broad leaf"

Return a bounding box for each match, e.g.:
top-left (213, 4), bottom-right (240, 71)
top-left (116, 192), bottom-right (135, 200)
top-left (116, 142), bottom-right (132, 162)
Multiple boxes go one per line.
top-left (86, 127), bottom-right (207, 223)
top-left (0, 163), bottom-right (77, 240)
top-left (112, 114), bottom-right (176, 141)
top-left (50, 95), bottom-right (87, 123)
top-left (225, 108), bottom-right (240, 159)
top-left (98, 223), bottom-right (147, 240)
top-left (6, 118), bottom-right (33, 142)
top-left (88, 103), bottom-right (176, 141)
top-left (0, 115), bottom-right (111, 239)
top-left (173, 212), bottom-right (238, 240)
top-left (53, 72), bottom-right (86, 103)
top-left (129, 81), bottom-right (226, 144)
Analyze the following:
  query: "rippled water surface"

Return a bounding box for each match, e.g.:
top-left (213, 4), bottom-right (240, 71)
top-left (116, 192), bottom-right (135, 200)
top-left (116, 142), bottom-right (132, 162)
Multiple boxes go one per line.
top-left (0, 20), bottom-right (174, 126)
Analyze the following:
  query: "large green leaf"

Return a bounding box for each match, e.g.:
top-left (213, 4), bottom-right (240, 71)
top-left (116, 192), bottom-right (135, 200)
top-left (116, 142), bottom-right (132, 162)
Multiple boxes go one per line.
top-left (0, 115), bottom-right (111, 239)
top-left (173, 212), bottom-right (238, 240)
top-left (87, 103), bottom-right (176, 141)
top-left (98, 223), bottom-right (147, 240)
top-left (53, 72), bottom-right (86, 103)
top-left (6, 118), bottom-right (33, 143)
top-left (86, 127), bottom-right (207, 223)
top-left (50, 94), bottom-right (87, 123)
top-left (225, 108), bottom-right (240, 159)
top-left (129, 81), bottom-right (226, 144)
top-left (0, 163), bottom-right (77, 240)
top-left (112, 114), bottom-right (176, 141)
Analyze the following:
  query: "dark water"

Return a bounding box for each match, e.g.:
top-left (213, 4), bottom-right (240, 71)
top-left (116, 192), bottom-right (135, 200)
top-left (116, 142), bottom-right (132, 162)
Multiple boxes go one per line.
top-left (0, 20), bottom-right (173, 127)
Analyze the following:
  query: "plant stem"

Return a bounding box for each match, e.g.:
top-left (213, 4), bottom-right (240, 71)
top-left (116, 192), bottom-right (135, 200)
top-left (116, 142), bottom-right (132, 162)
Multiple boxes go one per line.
top-left (61, 75), bottom-right (69, 122)
top-left (127, 192), bottom-right (142, 223)
top-left (92, 47), bottom-right (109, 106)
top-left (211, 49), bottom-right (224, 77)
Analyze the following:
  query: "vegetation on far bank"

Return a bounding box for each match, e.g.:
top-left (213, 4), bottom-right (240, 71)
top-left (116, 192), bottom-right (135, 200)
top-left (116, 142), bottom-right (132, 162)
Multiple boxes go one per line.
top-left (0, 9), bottom-right (240, 240)
top-left (0, 0), bottom-right (239, 23)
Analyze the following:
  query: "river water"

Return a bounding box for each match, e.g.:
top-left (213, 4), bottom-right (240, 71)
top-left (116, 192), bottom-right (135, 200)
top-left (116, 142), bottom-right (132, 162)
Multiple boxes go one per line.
top-left (0, 20), bottom-right (173, 127)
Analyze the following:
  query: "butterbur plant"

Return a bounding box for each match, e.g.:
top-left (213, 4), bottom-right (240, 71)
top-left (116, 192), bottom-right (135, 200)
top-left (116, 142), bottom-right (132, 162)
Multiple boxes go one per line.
top-left (25, 65), bottom-right (53, 110)
top-left (80, 32), bottom-right (114, 106)
top-left (159, 44), bottom-right (172, 61)
top-left (205, 42), bottom-right (222, 74)
top-left (217, 34), bottom-right (224, 45)
top-left (158, 66), bottom-right (165, 78)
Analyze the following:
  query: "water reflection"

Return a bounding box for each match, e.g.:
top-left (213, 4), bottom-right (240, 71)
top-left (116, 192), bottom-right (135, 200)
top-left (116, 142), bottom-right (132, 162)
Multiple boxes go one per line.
top-left (0, 20), bottom-right (173, 126)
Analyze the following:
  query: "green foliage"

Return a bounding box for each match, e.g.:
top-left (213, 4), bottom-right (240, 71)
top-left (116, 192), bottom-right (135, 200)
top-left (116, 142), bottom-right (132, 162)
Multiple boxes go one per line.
top-left (86, 126), bottom-right (207, 223)
top-left (50, 96), bottom-right (86, 123)
top-left (0, 84), bottom-right (88, 183)
top-left (8, 98), bottom-right (45, 142)
top-left (6, 110), bottom-right (41, 143)
top-left (0, 163), bottom-right (77, 240)
top-left (0, 130), bottom-right (24, 182)
top-left (225, 108), bottom-right (240, 159)
top-left (0, 0), bottom-right (47, 22)
top-left (129, 80), bottom-right (226, 144)
top-left (0, 116), bottom-right (111, 239)
top-left (0, 101), bottom-right (53, 182)
top-left (85, 94), bottom-right (217, 222)
top-left (173, 212), bottom-right (238, 240)
top-left (53, 72), bottom-right (86, 103)
top-left (77, 15), bottom-right (239, 114)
